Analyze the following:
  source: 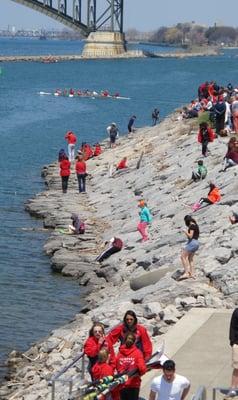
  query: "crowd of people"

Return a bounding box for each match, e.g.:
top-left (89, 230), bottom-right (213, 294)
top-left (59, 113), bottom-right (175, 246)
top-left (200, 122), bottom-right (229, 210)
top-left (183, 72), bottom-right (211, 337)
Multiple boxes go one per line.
top-left (82, 310), bottom-right (190, 400)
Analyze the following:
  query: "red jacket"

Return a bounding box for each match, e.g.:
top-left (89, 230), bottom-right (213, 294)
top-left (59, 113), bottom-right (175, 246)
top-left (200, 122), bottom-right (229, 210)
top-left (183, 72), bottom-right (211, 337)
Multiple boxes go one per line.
top-left (94, 145), bottom-right (102, 157)
top-left (60, 159), bottom-right (71, 176)
top-left (117, 159), bottom-right (127, 170)
top-left (91, 362), bottom-right (119, 400)
top-left (108, 323), bottom-right (152, 361)
top-left (116, 344), bottom-right (147, 388)
top-left (197, 127), bottom-right (215, 143)
top-left (75, 160), bottom-right (86, 174)
top-left (84, 336), bottom-right (116, 369)
top-left (65, 131), bottom-right (77, 144)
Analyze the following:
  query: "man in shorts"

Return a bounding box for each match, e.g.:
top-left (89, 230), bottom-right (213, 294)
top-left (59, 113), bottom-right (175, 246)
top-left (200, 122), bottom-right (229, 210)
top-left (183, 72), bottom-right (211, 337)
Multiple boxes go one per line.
top-left (149, 360), bottom-right (190, 400)
top-left (229, 309), bottom-right (238, 396)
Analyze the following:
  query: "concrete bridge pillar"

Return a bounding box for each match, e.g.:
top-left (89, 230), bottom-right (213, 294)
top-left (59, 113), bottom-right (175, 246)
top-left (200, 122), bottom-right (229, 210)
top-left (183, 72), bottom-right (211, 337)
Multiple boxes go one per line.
top-left (82, 31), bottom-right (126, 58)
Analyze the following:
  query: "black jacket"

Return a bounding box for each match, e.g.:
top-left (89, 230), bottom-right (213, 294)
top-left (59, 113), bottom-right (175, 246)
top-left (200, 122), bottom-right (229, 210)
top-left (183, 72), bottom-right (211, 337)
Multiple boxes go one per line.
top-left (230, 308), bottom-right (238, 346)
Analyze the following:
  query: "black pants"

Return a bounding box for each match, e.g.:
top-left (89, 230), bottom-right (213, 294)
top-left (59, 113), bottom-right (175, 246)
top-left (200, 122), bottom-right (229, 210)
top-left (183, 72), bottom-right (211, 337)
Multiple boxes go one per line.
top-left (128, 124), bottom-right (133, 133)
top-left (215, 114), bottom-right (225, 135)
top-left (61, 176), bottom-right (69, 193)
top-left (201, 140), bottom-right (209, 156)
top-left (120, 388), bottom-right (140, 400)
top-left (199, 198), bottom-right (213, 206)
top-left (96, 246), bottom-right (121, 262)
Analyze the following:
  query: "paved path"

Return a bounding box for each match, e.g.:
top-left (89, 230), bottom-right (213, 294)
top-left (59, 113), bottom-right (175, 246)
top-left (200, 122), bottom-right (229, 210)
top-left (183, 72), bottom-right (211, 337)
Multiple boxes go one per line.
top-left (141, 308), bottom-right (233, 400)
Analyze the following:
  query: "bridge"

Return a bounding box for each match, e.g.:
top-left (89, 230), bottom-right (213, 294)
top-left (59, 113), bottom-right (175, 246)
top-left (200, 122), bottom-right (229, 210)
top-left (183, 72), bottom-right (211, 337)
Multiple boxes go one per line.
top-left (10, 0), bottom-right (124, 37)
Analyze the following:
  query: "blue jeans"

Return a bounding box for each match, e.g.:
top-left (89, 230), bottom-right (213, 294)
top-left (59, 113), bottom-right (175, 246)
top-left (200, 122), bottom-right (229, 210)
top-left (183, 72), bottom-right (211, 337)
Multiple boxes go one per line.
top-left (77, 174), bottom-right (86, 192)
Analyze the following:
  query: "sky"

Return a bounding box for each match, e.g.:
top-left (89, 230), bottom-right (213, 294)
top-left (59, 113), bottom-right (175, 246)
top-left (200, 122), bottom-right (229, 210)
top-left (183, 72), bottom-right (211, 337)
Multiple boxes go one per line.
top-left (1, 0), bottom-right (238, 31)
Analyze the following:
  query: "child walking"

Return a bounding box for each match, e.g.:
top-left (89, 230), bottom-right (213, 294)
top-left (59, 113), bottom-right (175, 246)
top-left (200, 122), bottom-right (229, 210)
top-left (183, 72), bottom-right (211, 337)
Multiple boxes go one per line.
top-left (137, 200), bottom-right (152, 242)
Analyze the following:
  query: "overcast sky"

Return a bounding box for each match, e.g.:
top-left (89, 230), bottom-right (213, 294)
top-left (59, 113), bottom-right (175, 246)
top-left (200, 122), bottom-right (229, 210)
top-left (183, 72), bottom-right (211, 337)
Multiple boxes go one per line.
top-left (1, 0), bottom-right (238, 31)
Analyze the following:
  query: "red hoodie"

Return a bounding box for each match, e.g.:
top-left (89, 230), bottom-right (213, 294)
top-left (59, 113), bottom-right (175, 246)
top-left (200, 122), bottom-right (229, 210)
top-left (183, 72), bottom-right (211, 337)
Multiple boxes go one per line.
top-left (65, 131), bottom-right (77, 144)
top-left (117, 159), bottom-right (127, 170)
top-left (91, 362), bottom-right (119, 400)
top-left (197, 126), bottom-right (215, 143)
top-left (116, 344), bottom-right (147, 388)
top-left (84, 336), bottom-right (116, 369)
top-left (60, 159), bottom-right (71, 176)
top-left (108, 323), bottom-right (152, 361)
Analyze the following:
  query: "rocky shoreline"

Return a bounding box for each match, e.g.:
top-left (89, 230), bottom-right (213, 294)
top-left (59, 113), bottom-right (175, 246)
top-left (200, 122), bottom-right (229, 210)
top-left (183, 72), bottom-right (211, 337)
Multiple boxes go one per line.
top-left (1, 112), bottom-right (238, 399)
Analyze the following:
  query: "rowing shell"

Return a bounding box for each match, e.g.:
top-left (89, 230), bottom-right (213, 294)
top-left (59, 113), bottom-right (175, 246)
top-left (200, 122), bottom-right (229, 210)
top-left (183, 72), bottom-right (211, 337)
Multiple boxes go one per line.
top-left (38, 91), bottom-right (130, 100)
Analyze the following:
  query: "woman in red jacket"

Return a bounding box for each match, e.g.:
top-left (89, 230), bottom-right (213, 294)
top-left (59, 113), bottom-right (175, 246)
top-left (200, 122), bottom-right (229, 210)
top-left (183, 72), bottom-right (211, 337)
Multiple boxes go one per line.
top-left (84, 322), bottom-right (116, 376)
top-left (59, 156), bottom-right (70, 193)
top-left (116, 332), bottom-right (147, 400)
top-left (108, 310), bottom-right (152, 361)
top-left (75, 154), bottom-right (87, 193)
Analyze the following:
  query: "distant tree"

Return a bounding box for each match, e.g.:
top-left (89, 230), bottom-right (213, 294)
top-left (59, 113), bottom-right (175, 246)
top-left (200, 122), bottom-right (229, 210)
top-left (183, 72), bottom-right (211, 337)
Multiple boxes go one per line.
top-left (164, 27), bottom-right (182, 44)
top-left (150, 26), bottom-right (168, 43)
top-left (205, 26), bottom-right (237, 44)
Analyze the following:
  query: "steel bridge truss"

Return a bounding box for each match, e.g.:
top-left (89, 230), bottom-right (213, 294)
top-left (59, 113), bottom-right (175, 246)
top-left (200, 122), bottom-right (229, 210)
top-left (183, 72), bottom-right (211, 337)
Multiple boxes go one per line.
top-left (10, 0), bottom-right (124, 36)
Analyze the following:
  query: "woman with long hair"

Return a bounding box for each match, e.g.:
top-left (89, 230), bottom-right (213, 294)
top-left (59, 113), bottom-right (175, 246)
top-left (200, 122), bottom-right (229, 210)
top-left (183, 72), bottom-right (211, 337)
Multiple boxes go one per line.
top-left (180, 215), bottom-right (200, 280)
top-left (108, 310), bottom-right (152, 361)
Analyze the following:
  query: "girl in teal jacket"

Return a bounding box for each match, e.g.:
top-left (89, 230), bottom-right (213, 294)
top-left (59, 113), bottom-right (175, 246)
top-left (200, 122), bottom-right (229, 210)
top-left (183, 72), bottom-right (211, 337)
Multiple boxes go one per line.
top-left (137, 200), bottom-right (152, 241)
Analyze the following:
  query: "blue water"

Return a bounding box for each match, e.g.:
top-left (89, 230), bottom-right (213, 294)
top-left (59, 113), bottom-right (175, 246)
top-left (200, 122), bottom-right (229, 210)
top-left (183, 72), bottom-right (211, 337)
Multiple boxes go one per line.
top-left (0, 38), bottom-right (238, 377)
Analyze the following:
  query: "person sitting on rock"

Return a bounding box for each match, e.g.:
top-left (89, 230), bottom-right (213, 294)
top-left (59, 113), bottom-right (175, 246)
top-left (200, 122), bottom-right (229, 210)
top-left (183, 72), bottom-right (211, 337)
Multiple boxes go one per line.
top-left (198, 183), bottom-right (221, 207)
top-left (229, 211), bottom-right (238, 225)
top-left (191, 160), bottom-right (207, 182)
top-left (93, 143), bottom-right (102, 157)
top-left (108, 310), bottom-right (152, 362)
top-left (68, 213), bottom-right (85, 234)
top-left (95, 237), bottom-right (123, 263)
top-left (84, 322), bottom-right (116, 377)
top-left (116, 157), bottom-right (128, 171)
top-left (222, 137), bottom-right (238, 171)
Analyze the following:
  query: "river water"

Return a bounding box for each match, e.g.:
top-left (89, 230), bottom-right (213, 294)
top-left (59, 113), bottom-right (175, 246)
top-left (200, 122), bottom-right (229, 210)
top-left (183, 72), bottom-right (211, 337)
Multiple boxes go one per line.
top-left (0, 38), bottom-right (238, 377)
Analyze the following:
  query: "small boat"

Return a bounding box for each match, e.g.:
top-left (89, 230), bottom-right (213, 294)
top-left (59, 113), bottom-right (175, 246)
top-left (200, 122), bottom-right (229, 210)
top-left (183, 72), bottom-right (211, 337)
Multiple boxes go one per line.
top-left (38, 89), bottom-right (130, 100)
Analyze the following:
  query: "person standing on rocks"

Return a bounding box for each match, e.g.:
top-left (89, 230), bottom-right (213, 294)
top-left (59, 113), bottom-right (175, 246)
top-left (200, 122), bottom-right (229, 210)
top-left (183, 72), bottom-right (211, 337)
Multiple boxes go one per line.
top-left (84, 322), bottom-right (116, 376)
top-left (59, 155), bottom-right (71, 194)
top-left (128, 115), bottom-right (136, 133)
top-left (152, 108), bottom-right (160, 126)
top-left (64, 130), bottom-right (77, 161)
top-left (149, 359), bottom-right (190, 400)
top-left (137, 200), bottom-right (152, 242)
top-left (75, 153), bottom-right (87, 193)
top-left (180, 215), bottom-right (199, 280)
top-left (108, 310), bottom-right (152, 361)
top-left (197, 122), bottom-right (215, 157)
top-left (116, 332), bottom-right (147, 400)
top-left (107, 123), bottom-right (119, 148)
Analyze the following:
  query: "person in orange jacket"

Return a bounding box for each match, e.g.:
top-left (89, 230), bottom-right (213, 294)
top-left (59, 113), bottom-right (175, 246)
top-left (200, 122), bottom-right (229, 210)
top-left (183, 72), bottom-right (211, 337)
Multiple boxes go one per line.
top-left (198, 183), bottom-right (221, 207)
top-left (116, 332), bottom-right (147, 400)
top-left (197, 122), bottom-right (215, 157)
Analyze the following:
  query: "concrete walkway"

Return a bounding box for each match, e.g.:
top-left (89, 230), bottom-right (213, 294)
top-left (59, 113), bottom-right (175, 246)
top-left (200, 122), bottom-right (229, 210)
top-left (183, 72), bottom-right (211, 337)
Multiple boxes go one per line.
top-left (141, 308), bottom-right (232, 400)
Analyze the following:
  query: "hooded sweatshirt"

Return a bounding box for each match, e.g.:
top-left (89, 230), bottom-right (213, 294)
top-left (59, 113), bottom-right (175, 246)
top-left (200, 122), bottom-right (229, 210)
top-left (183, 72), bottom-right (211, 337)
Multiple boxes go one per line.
top-left (207, 187), bottom-right (221, 203)
top-left (116, 344), bottom-right (147, 388)
top-left (84, 336), bottom-right (116, 370)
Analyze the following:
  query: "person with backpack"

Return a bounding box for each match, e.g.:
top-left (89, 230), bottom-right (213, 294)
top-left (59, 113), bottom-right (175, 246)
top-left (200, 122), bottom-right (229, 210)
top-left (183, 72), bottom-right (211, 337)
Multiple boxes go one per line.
top-left (68, 213), bottom-right (85, 234)
top-left (96, 237), bottom-right (123, 263)
top-left (197, 122), bottom-right (215, 157)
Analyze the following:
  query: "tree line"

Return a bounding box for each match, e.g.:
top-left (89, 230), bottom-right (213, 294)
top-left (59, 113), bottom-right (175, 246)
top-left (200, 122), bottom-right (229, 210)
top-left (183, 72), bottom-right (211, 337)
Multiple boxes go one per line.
top-left (126, 23), bottom-right (238, 46)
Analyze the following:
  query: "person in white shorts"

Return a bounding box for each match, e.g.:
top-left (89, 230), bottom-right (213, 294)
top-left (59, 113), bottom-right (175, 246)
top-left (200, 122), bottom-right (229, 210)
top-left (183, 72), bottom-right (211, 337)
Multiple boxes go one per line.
top-left (149, 359), bottom-right (190, 400)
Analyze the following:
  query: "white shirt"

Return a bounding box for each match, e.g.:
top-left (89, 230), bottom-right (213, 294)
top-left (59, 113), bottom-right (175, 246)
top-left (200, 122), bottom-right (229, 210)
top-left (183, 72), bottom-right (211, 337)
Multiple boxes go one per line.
top-left (150, 373), bottom-right (190, 400)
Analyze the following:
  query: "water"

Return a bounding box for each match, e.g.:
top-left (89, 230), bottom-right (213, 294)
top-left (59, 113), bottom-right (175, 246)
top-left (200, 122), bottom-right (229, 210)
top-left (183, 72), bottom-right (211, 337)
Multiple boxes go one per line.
top-left (0, 38), bottom-right (238, 378)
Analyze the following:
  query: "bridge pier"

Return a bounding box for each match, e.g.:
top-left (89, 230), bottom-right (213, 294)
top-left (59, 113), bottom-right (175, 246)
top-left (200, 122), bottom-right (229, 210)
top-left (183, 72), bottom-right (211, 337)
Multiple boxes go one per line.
top-left (82, 31), bottom-right (126, 58)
